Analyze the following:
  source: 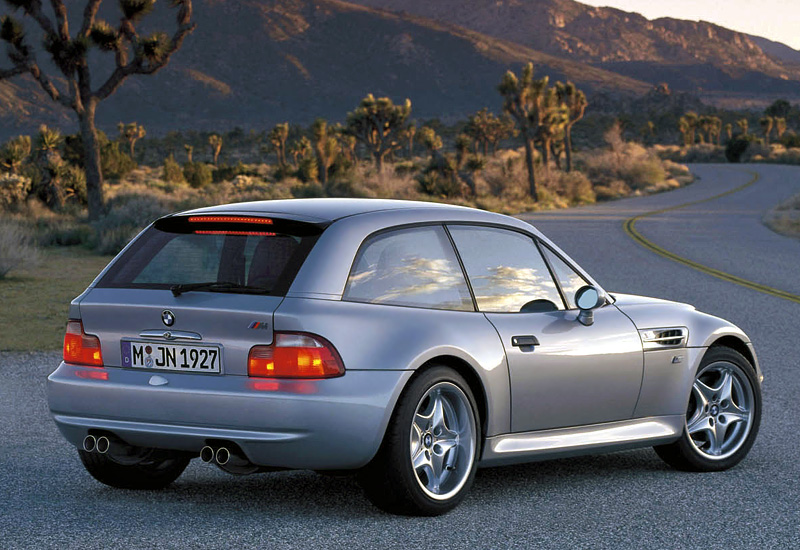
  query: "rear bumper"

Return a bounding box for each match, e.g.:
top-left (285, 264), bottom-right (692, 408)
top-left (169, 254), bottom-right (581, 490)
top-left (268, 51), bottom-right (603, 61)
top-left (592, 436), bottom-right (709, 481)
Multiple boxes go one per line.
top-left (47, 362), bottom-right (411, 470)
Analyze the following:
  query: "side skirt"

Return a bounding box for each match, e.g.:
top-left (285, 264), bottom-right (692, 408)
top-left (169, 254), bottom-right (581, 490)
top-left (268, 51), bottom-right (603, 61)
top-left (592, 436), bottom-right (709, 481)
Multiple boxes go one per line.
top-left (479, 415), bottom-right (684, 467)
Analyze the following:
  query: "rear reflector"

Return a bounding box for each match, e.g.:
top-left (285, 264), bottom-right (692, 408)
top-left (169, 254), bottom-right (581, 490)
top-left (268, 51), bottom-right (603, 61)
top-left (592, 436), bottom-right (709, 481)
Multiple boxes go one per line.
top-left (188, 216), bottom-right (273, 225)
top-left (248, 332), bottom-right (344, 379)
top-left (63, 320), bottom-right (103, 367)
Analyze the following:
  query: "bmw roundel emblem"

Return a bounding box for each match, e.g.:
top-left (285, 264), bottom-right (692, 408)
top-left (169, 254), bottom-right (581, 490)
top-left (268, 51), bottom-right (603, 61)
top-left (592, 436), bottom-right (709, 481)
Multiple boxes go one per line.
top-left (162, 310), bottom-right (175, 327)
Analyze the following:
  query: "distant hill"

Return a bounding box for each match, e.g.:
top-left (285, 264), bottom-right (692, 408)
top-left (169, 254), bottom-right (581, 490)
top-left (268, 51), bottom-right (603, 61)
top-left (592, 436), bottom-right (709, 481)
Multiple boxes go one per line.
top-left (0, 0), bottom-right (650, 140)
top-left (353, 0), bottom-right (800, 99)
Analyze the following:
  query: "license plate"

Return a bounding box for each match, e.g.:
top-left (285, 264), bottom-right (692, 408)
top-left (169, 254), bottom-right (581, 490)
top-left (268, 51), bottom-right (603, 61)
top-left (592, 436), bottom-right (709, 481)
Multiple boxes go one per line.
top-left (121, 341), bottom-right (221, 373)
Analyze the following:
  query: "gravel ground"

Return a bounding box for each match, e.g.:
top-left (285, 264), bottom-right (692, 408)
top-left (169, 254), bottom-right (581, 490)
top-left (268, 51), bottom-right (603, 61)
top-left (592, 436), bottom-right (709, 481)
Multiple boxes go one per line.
top-left (2, 164), bottom-right (799, 549)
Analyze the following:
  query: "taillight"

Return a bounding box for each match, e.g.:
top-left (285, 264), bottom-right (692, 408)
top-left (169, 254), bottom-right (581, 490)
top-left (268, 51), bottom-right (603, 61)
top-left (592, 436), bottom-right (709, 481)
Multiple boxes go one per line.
top-left (248, 333), bottom-right (344, 379)
top-left (63, 320), bottom-right (103, 367)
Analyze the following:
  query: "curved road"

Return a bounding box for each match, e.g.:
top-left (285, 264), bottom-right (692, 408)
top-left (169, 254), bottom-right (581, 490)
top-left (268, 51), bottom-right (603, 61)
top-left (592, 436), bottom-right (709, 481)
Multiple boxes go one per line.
top-left (2, 164), bottom-right (799, 548)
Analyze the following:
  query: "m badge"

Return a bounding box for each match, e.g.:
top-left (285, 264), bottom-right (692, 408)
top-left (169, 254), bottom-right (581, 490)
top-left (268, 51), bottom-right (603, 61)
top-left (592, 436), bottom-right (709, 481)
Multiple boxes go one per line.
top-left (248, 321), bottom-right (270, 330)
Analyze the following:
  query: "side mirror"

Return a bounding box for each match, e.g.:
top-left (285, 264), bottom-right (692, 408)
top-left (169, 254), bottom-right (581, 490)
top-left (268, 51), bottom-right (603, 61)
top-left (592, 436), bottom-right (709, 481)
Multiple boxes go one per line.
top-left (575, 285), bottom-right (602, 326)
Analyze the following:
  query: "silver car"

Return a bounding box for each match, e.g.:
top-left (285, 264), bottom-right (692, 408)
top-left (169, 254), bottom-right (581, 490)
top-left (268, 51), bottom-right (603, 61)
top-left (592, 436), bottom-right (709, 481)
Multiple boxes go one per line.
top-left (48, 199), bottom-right (762, 515)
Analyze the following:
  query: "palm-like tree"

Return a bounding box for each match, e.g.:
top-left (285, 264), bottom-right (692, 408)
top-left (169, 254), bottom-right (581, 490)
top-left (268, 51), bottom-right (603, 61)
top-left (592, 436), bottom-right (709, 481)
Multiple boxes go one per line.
top-left (268, 123), bottom-right (289, 167)
top-left (118, 122), bottom-right (146, 158)
top-left (498, 62), bottom-right (549, 200)
top-left (555, 81), bottom-right (587, 172)
top-left (759, 116), bottom-right (774, 145)
top-left (208, 134), bottom-right (223, 165)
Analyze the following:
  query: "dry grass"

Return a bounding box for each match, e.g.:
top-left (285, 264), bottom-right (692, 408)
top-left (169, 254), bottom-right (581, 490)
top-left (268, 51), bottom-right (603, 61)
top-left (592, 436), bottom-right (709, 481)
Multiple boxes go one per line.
top-left (0, 247), bottom-right (115, 351)
top-left (764, 192), bottom-right (800, 239)
top-left (0, 220), bottom-right (40, 278)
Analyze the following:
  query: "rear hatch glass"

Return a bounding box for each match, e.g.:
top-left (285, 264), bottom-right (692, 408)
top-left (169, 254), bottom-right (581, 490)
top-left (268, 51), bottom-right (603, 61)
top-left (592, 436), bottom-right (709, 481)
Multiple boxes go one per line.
top-left (80, 214), bottom-right (324, 375)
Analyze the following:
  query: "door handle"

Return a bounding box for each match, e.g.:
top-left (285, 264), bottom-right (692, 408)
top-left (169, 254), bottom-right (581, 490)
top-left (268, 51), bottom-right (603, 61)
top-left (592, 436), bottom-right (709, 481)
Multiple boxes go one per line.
top-left (511, 335), bottom-right (540, 347)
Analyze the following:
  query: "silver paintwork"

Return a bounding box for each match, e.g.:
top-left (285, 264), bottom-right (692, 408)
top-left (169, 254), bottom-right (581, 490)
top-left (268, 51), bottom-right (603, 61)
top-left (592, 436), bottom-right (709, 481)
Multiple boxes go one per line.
top-left (47, 198), bottom-right (762, 472)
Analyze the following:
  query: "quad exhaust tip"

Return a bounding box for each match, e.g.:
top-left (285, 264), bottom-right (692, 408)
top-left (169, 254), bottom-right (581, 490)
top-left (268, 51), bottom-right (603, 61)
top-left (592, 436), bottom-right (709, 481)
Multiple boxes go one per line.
top-left (83, 435), bottom-right (110, 454)
top-left (82, 435), bottom-right (96, 452)
top-left (215, 447), bottom-right (230, 466)
top-left (200, 445), bottom-right (216, 463)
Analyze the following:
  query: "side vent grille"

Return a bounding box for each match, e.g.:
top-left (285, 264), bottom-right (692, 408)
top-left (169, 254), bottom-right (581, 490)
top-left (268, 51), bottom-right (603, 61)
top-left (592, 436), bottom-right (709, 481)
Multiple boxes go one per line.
top-left (639, 327), bottom-right (688, 350)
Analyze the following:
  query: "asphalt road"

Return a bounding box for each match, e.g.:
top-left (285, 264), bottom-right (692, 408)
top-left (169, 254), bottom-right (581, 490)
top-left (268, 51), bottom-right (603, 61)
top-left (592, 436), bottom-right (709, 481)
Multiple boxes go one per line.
top-left (2, 164), bottom-right (800, 549)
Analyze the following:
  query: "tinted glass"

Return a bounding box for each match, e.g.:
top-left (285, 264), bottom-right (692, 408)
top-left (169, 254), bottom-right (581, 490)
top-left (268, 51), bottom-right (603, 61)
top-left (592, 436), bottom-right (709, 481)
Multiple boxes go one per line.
top-left (448, 226), bottom-right (563, 313)
top-left (542, 246), bottom-right (588, 309)
top-left (344, 226), bottom-right (473, 311)
top-left (97, 217), bottom-right (320, 295)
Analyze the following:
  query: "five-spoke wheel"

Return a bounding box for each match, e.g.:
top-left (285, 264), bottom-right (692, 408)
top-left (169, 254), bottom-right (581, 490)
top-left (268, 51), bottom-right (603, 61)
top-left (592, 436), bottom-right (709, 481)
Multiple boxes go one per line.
top-left (655, 346), bottom-right (761, 471)
top-left (357, 366), bottom-right (480, 516)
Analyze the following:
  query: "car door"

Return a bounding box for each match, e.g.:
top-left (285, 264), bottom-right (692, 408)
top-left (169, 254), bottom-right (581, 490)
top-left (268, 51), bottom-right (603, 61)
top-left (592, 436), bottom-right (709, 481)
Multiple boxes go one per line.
top-left (447, 225), bottom-right (644, 433)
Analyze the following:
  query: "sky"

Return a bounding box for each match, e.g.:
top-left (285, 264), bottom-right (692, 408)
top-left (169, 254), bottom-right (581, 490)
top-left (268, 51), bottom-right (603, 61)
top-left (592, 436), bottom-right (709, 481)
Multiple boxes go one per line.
top-left (579, 0), bottom-right (800, 50)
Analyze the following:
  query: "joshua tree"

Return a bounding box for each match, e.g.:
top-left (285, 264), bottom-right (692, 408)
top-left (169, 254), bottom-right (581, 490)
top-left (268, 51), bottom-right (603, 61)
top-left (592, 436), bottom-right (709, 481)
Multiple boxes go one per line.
top-left (418, 126), bottom-right (442, 159)
top-left (736, 118), bottom-right (749, 136)
top-left (346, 94), bottom-right (411, 172)
top-left (0, 0), bottom-right (195, 220)
top-left (268, 122), bottom-right (289, 168)
top-left (184, 144), bottom-right (193, 163)
top-left (759, 116), bottom-right (774, 145)
top-left (775, 117), bottom-right (788, 140)
top-left (498, 62), bottom-right (549, 200)
top-left (555, 81), bottom-right (587, 172)
top-left (208, 134), bottom-right (222, 165)
top-left (455, 134), bottom-right (471, 169)
top-left (400, 122), bottom-right (416, 158)
top-left (465, 108), bottom-right (493, 156)
top-left (640, 121), bottom-right (655, 144)
top-left (0, 134), bottom-right (31, 173)
top-left (725, 123), bottom-right (733, 142)
top-left (678, 116), bottom-right (691, 147)
top-left (710, 116), bottom-right (723, 145)
top-left (118, 122), bottom-right (145, 158)
top-left (288, 136), bottom-right (312, 170)
top-left (537, 88), bottom-right (568, 174)
top-left (34, 124), bottom-right (64, 208)
top-left (311, 118), bottom-right (338, 188)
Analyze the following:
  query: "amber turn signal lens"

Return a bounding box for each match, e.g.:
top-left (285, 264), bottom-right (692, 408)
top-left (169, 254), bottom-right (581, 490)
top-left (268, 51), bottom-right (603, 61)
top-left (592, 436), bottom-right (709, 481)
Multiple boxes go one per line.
top-left (63, 320), bottom-right (104, 367)
top-left (248, 333), bottom-right (344, 379)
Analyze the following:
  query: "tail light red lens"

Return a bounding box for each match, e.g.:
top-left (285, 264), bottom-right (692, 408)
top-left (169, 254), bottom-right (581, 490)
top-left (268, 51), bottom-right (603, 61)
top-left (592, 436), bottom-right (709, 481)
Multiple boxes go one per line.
top-left (63, 320), bottom-right (103, 367)
top-left (248, 333), bottom-right (344, 379)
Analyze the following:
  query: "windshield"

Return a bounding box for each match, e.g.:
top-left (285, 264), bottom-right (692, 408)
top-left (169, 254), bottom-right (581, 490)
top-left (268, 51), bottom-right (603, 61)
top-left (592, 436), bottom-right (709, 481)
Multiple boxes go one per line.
top-left (96, 215), bottom-right (324, 295)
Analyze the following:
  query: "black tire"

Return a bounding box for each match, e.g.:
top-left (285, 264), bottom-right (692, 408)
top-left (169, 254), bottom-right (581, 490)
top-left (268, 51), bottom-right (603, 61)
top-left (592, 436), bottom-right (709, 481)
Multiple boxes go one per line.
top-left (655, 346), bottom-right (761, 472)
top-left (79, 449), bottom-right (190, 490)
top-left (357, 366), bottom-right (481, 516)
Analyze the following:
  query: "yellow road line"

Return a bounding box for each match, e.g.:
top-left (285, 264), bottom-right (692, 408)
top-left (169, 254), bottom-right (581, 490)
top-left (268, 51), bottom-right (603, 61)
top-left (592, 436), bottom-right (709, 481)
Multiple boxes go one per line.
top-left (623, 170), bottom-right (800, 305)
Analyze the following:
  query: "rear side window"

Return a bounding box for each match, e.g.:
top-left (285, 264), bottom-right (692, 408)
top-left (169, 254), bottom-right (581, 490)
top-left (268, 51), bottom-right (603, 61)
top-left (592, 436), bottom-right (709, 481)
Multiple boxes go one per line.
top-left (344, 226), bottom-right (474, 311)
top-left (96, 215), bottom-right (322, 295)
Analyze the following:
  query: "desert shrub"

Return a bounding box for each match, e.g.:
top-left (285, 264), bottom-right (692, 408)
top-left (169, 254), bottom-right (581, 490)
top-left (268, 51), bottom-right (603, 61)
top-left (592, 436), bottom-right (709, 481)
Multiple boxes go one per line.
top-left (779, 132), bottom-right (800, 149)
top-left (620, 158), bottom-right (667, 190)
top-left (417, 155), bottom-right (463, 198)
top-left (725, 135), bottom-right (764, 163)
top-left (63, 131), bottom-right (136, 181)
top-left (60, 165), bottom-right (87, 204)
top-left (162, 155), bottom-right (185, 183)
top-left (0, 220), bottom-right (40, 278)
top-left (291, 182), bottom-right (325, 198)
top-left (183, 162), bottom-right (213, 188)
top-left (90, 194), bottom-right (174, 254)
top-left (297, 156), bottom-right (318, 183)
top-left (394, 160), bottom-right (418, 176)
top-left (465, 155), bottom-right (486, 173)
top-left (0, 173), bottom-right (32, 209)
top-left (102, 142), bottom-right (137, 180)
top-left (594, 179), bottom-right (631, 201)
top-left (212, 161), bottom-right (251, 183)
top-left (545, 171), bottom-right (595, 205)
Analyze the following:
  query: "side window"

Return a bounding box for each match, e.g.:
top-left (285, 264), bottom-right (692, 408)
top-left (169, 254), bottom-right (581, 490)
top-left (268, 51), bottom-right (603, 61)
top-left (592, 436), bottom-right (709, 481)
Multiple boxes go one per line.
top-left (344, 226), bottom-right (474, 311)
top-left (448, 226), bottom-right (564, 313)
top-left (541, 246), bottom-right (588, 309)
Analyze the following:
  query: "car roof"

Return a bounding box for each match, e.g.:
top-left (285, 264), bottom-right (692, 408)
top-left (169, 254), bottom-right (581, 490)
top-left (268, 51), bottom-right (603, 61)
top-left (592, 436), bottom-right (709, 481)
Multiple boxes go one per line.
top-left (179, 198), bottom-right (478, 223)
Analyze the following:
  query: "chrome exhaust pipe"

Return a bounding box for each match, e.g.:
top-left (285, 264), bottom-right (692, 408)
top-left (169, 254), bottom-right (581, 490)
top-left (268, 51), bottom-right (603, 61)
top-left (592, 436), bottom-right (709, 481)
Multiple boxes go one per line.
top-left (215, 447), bottom-right (230, 466)
top-left (200, 446), bottom-right (216, 463)
top-left (82, 435), bottom-right (97, 452)
top-left (95, 436), bottom-right (110, 454)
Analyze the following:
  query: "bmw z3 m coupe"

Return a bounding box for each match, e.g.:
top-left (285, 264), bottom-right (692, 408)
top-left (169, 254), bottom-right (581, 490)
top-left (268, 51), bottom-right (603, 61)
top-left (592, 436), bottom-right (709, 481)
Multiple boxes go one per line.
top-left (48, 198), bottom-right (762, 515)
